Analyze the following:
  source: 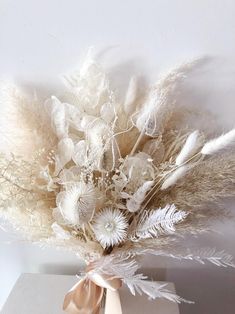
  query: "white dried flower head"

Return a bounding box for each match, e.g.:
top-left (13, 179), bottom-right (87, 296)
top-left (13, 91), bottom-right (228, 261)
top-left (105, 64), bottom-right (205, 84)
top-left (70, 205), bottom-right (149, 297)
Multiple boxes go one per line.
top-left (93, 208), bottom-right (128, 248)
top-left (56, 182), bottom-right (96, 226)
top-left (122, 152), bottom-right (155, 191)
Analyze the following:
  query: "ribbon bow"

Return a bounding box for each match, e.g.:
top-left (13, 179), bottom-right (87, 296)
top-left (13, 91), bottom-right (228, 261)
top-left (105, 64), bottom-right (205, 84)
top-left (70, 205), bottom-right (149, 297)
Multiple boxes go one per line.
top-left (63, 265), bottom-right (123, 314)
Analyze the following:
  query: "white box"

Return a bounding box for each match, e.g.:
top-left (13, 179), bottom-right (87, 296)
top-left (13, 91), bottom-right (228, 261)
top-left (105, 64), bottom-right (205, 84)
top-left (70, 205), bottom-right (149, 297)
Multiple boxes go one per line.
top-left (1, 273), bottom-right (179, 314)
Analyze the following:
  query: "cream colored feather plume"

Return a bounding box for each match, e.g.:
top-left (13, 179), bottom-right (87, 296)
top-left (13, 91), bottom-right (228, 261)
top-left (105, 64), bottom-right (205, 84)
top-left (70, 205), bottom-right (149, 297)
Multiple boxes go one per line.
top-left (175, 130), bottom-right (201, 165)
top-left (161, 165), bottom-right (190, 190)
top-left (201, 128), bottom-right (235, 155)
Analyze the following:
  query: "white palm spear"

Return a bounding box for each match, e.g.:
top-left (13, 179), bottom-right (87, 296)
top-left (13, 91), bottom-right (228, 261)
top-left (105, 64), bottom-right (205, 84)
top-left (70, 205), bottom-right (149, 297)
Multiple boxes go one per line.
top-left (113, 246), bottom-right (235, 268)
top-left (92, 255), bottom-right (190, 303)
top-left (130, 204), bottom-right (187, 240)
top-left (123, 275), bottom-right (190, 303)
top-left (133, 248), bottom-right (235, 268)
top-left (173, 248), bottom-right (235, 267)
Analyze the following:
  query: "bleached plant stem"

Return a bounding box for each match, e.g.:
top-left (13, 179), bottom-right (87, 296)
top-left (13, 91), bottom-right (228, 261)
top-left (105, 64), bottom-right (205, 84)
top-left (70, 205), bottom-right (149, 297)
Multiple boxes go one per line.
top-left (129, 127), bottom-right (146, 156)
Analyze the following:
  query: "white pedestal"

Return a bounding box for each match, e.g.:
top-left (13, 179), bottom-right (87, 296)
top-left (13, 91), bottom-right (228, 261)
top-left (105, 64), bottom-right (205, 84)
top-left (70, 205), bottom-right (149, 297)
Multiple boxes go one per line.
top-left (1, 273), bottom-right (180, 314)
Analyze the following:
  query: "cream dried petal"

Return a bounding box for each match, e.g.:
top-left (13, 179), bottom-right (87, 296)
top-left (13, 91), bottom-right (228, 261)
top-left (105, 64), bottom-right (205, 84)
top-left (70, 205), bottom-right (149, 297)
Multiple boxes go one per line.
top-left (126, 181), bottom-right (154, 212)
top-left (100, 103), bottom-right (115, 123)
top-left (46, 96), bottom-right (68, 139)
top-left (72, 140), bottom-right (88, 167)
top-left (54, 138), bottom-right (74, 175)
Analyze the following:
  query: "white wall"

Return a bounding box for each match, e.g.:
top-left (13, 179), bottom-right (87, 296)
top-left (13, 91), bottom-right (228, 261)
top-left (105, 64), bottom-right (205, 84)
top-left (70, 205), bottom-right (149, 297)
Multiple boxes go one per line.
top-left (1, 0), bottom-right (235, 313)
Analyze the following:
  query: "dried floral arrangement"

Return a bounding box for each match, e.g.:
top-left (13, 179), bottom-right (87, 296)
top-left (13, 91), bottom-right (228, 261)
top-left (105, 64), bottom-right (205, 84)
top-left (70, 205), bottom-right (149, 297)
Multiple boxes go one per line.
top-left (1, 53), bottom-right (235, 312)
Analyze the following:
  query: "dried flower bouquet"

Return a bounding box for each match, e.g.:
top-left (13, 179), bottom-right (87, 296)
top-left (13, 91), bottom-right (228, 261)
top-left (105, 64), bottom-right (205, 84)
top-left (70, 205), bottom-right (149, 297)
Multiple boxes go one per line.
top-left (0, 53), bottom-right (235, 305)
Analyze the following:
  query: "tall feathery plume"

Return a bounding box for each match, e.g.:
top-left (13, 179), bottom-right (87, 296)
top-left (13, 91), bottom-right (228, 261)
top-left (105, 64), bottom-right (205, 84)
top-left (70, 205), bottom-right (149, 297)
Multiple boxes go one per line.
top-left (135, 59), bottom-right (203, 137)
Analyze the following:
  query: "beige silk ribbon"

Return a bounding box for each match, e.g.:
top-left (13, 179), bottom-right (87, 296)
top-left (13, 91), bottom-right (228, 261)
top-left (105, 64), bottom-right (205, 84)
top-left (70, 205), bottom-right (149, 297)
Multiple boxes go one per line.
top-left (63, 266), bottom-right (123, 314)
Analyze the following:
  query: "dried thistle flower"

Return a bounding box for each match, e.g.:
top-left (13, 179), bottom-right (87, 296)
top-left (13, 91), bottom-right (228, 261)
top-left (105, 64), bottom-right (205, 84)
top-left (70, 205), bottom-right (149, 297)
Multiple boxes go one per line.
top-left (56, 182), bottom-right (96, 226)
top-left (93, 208), bottom-right (128, 248)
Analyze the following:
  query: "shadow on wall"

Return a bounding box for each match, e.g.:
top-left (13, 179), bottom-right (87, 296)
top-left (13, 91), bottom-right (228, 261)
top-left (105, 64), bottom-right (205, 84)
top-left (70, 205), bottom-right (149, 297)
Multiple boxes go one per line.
top-left (167, 266), bottom-right (235, 314)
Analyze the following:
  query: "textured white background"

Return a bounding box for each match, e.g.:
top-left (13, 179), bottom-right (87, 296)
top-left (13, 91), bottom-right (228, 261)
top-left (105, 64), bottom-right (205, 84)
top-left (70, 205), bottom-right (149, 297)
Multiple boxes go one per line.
top-left (1, 0), bottom-right (235, 313)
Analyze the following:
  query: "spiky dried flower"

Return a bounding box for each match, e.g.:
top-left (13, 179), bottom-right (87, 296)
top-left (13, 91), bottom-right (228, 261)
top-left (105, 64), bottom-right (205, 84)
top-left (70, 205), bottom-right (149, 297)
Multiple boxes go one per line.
top-left (56, 182), bottom-right (96, 226)
top-left (93, 208), bottom-right (128, 248)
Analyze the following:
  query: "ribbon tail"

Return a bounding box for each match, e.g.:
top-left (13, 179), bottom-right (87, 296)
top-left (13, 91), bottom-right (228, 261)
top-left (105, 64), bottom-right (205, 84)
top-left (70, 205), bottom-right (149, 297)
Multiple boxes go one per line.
top-left (104, 289), bottom-right (122, 314)
top-left (63, 278), bottom-right (104, 314)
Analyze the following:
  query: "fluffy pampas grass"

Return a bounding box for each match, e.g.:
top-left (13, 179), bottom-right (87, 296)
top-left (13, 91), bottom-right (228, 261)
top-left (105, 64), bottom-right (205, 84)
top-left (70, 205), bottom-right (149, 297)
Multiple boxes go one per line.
top-left (160, 156), bottom-right (235, 210)
top-left (135, 59), bottom-right (203, 137)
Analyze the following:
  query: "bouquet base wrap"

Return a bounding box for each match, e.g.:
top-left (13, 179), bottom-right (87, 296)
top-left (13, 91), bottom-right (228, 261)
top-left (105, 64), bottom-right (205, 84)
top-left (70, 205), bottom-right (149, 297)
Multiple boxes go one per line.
top-left (63, 267), bottom-right (122, 314)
